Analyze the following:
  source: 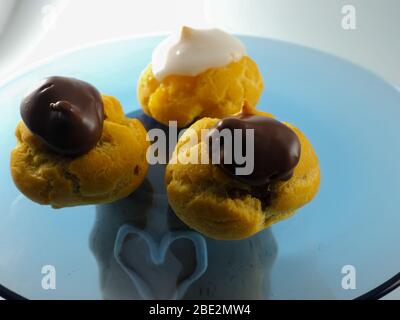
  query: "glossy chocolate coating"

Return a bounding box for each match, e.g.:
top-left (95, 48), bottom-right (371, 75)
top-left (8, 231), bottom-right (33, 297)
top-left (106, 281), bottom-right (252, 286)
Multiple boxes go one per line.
top-left (20, 76), bottom-right (104, 156)
top-left (207, 114), bottom-right (301, 187)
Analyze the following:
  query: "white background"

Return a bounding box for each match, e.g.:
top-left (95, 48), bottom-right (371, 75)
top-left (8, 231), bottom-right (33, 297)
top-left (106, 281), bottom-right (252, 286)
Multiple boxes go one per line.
top-left (1, 0), bottom-right (399, 86)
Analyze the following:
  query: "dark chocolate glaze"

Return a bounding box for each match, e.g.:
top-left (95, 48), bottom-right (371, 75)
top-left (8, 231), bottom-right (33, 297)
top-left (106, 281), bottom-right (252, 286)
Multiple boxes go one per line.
top-left (207, 114), bottom-right (301, 187)
top-left (20, 76), bottom-right (104, 156)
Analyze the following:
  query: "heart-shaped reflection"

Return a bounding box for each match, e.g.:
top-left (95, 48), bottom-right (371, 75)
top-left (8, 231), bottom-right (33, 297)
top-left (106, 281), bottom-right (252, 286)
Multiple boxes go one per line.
top-left (114, 224), bottom-right (208, 300)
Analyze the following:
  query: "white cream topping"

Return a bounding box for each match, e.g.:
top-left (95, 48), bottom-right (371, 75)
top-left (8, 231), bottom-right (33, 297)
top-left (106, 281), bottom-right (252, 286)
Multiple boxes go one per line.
top-left (151, 26), bottom-right (246, 81)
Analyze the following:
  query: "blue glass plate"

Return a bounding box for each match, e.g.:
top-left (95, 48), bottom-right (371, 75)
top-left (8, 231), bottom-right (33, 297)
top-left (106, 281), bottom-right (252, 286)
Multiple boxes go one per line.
top-left (0, 36), bottom-right (399, 300)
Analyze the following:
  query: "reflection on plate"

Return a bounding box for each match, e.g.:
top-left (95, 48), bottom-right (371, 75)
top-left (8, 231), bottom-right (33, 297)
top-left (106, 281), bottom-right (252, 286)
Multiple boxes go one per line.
top-left (91, 112), bottom-right (277, 300)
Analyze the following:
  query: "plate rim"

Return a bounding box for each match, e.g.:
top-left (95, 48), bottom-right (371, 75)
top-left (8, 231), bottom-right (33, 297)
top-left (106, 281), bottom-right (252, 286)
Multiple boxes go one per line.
top-left (1, 273), bottom-right (399, 300)
top-left (1, 33), bottom-right (399, 94)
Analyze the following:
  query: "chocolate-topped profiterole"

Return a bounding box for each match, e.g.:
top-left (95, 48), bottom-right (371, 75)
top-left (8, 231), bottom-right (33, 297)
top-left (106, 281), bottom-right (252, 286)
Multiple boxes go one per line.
top-left (20, 76), bottom-right (104, 156)
top-left (166, 106), bottom-right (320, 240)
top-left (207, 113), bottom-right (301, 187)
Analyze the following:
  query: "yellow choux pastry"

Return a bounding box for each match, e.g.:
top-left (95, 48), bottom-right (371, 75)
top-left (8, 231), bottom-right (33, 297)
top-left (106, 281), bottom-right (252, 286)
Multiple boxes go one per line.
top-left (138, 27), bottom-right (264, 128)
top-left (11, 77), bottom-right (149, 208)
top-left (165, 107), bottom-right (320, 240)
